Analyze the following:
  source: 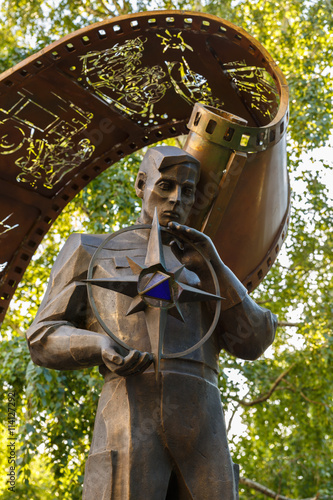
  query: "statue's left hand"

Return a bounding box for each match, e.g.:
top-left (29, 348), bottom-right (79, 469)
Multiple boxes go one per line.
top-left (102, 348), bottom-right (153, 377)
top-left (167, 221), bottom-right (220, 273)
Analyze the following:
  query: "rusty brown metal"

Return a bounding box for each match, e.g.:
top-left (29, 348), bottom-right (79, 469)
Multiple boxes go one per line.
top-left (0, 10), bottom-right (289, 323)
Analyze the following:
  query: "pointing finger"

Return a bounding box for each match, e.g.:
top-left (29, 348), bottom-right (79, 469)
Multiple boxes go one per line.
top-left (168, 222), bottom-right (207, 242)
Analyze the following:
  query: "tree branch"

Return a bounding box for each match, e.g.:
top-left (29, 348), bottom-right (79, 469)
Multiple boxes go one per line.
top-left (3, 319), bottom-right (25, 337)
top-left (284, 380), bottom-right (330, 409)
top-left (256, 297), bottom-right (274, 304)
top-left (237, 365), bottom-right (295, 407)
top-left (240, 476), bottom-right (320, 500)
top-left (227, 403), bottom-right (240, 434)
top-left (96, 0), bottom-right (116, 15)
top-left (80, 201), bottom-right (90, 217)
top-left (85, 0), bottom-right (117, 18)
top-left (278, 322), bottom-right (300, 328)
top-left (175, 136), bottom-right (186, 148)
top-left (85, 6), bottom-right (114, 18)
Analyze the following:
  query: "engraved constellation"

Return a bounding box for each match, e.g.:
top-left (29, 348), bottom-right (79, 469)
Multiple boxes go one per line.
top-left (166, 58), bottom-right (224, 109)
top-left (161, 31), bottom-right (224, 109)
top-left (157, 30), bottom-right (194, 53)
top-left (0, 92), bottom-right (94, 189)
top-left (225, 61), bottom-right (278, 119)
top-left (78, 32), bottom-right (224, 121)
top-left (0, 262), bottom-right (7, 273)
top-left (0, 214), bottom-right (18, 235)
top-left (79, 37), bottom-right (171, 118)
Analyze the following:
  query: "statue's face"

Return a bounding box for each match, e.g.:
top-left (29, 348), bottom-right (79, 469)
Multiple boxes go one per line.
top-left (139, 163), bottom-right (198, 226)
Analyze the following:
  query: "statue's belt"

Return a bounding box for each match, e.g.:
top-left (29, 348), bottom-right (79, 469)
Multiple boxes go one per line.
top-left (102, 358), bottom-right (218, 386)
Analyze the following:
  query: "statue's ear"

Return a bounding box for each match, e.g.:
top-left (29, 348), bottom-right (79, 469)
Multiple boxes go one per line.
top-left (135, 171), bottom-right (147, 199)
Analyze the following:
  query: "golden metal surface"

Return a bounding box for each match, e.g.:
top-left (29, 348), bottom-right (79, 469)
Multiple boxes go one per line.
top-left (184, 102), bottom-right (289, 291)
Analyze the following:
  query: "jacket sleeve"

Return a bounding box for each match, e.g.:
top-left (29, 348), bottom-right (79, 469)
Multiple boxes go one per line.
top-left (212, 261), bottom-right (277, 360)
top-left (219, 295), bottom-right (277, 360)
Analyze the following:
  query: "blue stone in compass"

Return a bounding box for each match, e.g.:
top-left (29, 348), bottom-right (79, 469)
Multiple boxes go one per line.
top-left (142, 272), bottom-right (172, 301)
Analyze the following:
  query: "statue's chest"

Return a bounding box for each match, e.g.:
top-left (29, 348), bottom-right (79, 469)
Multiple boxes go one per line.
top-left (88, 243), bottom-right (206, 353)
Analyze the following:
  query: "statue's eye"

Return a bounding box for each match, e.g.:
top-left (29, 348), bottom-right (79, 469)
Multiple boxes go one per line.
top-left (158, 181), bottom-right (172, 190)
top-left (183, 187), bottom-right (194, 196)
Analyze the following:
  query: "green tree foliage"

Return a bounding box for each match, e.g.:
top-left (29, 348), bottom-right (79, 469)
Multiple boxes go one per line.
top-left (0, 1), bottom-right (332, 498)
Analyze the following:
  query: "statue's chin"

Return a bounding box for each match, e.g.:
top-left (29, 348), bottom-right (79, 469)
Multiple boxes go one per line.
top-left (137, 212), bottom-right (184, 227)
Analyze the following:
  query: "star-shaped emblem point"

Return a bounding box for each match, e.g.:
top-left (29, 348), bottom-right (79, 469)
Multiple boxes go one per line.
top-left (86, 209), bottom-right (222, 378)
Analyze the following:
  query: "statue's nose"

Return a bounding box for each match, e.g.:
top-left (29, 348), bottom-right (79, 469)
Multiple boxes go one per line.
top-left (169, 186), bottom-right (181, 204)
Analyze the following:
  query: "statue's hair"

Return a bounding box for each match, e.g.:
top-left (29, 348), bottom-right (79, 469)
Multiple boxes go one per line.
top-left (139, 146), bottom-right (200, 180)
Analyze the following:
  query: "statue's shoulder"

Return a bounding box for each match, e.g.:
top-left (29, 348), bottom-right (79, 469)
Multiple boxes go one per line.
top-left (52, 228), bottom-right (146, 276)
top-left (49, 232), bottom-right (109, 280)
top-left (63, 227), bottom-right (147, 253)
top-left (64, 232), bottom-right (108, 252)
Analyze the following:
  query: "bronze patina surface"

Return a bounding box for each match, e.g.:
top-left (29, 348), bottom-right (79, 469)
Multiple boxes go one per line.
top-left (0, 10), bottom-right (288, 323)
top-left (26, 145), bottom-right (277, 498)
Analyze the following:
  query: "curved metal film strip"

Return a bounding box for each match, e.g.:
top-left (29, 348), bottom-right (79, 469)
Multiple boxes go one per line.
top-left (0, 11), bottom-right (289, 322)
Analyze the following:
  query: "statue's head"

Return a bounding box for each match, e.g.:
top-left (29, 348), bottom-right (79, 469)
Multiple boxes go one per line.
top-left (135, 146), bottom-right (200, 226)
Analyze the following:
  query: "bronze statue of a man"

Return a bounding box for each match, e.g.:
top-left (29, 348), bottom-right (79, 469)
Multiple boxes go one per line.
top-left (26, 145), bottom-right (277, 499)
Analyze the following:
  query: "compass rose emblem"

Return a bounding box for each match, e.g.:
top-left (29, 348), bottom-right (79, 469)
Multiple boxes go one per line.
top-left (85, 209), bottom-right (223, 378)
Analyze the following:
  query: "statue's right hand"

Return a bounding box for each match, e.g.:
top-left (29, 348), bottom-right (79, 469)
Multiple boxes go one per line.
top-left (101, 347), bottom-right (153, 377)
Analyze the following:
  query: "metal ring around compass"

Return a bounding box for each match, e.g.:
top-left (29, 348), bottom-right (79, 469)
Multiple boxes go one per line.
top-left (86, 224), bottom-right (222, 359)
